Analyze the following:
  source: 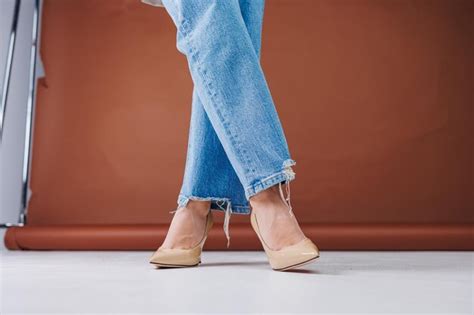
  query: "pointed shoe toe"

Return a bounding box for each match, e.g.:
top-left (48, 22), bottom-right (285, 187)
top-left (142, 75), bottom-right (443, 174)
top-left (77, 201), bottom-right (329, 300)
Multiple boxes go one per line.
top-left (149, 210), bottom-right (213, 268)
top-left (268, 237), bottom-right (320, 271)
top-left (250, 210), bottom-right (320, 271)
top-left (149, 246), bottom-right (202, 267)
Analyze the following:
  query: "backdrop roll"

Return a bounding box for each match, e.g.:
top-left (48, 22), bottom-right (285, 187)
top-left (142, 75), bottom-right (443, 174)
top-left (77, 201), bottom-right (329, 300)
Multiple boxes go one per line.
top-left (5, 0), bottom-right (473, 250)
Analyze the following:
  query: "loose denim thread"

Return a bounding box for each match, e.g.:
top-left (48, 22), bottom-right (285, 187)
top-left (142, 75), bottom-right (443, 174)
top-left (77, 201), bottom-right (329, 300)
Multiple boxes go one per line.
top-left (216, 200), bottom-right (232, 248)
top-left (279, 180), bottom-right (294, 217)
top-left (279, 164), bottom-right (295, 217)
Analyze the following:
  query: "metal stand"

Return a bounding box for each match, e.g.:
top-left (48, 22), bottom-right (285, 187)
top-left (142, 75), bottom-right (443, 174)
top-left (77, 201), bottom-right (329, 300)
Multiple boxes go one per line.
top-left (0, 0), bottom-right (21, 142)
top-left (1, 0), bottom-right (41, 228)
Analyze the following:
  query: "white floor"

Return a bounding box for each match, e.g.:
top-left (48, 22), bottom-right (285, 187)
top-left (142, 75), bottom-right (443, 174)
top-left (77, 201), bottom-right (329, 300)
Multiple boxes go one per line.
top-left (0, 229), bottom-right (472, 314)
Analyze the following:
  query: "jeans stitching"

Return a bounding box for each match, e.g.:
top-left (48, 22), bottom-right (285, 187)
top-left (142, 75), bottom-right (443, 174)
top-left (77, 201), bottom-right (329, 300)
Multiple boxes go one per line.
top-left (178, 12), bottom-right (258, 182)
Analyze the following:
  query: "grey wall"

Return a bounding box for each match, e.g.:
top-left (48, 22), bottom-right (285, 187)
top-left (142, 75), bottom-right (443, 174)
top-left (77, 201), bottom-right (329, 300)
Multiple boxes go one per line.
top-left (0, 0), bottom-right (43, 226)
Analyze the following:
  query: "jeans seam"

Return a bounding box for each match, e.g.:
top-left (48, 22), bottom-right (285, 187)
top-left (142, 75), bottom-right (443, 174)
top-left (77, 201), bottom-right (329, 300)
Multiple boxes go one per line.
top-left (178, 13), bottom-right (257, 184)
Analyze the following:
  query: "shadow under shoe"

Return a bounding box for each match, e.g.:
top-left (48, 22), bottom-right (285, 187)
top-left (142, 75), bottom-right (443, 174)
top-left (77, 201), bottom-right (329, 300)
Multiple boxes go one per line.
top-left (149, 209), bottom-right (214, 268)
top-left (250, 209), bottom-right (320, 271)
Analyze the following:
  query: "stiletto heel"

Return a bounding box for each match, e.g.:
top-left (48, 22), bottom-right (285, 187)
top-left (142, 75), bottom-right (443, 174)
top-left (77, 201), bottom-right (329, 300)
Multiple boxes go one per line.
top-left (250, 209), bottom-right (319, 271)
top-left (149, 209), bottom-right (213, 268)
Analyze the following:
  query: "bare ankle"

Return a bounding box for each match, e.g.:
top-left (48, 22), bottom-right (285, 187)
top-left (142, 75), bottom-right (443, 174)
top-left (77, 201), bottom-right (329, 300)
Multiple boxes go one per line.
top-left (249, 184), bottom-right (287, 211)
top-left (185, 200), bottom-right (211, 217)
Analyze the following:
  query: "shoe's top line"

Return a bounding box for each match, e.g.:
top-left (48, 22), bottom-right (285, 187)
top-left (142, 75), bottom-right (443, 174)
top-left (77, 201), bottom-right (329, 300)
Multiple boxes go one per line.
top-left (168, 207), bottom-right (213, 249)
top-left (170, 203), bottom-right (231, 249)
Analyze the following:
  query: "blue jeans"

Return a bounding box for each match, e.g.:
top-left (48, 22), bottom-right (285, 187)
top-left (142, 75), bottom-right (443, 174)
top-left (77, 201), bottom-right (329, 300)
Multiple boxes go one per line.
top-left (161, 0), bottom-right (296, 247)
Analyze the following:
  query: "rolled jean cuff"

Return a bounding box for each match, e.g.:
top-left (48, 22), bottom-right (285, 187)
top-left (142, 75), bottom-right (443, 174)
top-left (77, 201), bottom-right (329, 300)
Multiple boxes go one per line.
top-left (244, 159), bottom-right (296, 200)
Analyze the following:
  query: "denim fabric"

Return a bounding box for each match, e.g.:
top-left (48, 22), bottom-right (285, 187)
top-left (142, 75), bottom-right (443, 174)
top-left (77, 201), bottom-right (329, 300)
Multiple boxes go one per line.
top-left (161, 0), bottom-right (296, 247)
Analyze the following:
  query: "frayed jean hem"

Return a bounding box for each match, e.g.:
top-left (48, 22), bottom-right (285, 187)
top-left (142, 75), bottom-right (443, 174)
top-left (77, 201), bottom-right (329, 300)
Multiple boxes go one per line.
top-left (177, 194), bottom-right (250, 215)
top-left (244, 158), bottom-right (296, 200)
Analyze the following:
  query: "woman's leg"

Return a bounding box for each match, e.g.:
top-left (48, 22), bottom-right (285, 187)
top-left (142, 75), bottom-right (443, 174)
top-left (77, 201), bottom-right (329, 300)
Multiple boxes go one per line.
top-left (161, 0), bottom-right (306, 250)
top-left (160, 0), bottom-right (265, 250)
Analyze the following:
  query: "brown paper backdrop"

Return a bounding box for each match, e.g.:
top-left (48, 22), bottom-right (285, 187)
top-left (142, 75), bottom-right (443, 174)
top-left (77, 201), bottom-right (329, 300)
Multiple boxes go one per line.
top-left (5, 0), bottom-right (473, 250)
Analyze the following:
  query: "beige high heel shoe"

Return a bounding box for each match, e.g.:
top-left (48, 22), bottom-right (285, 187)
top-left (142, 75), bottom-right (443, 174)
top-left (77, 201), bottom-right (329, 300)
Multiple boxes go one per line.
top-left (149, 209), bottom-right (213, 268)
top-left (250, 210), bottom-right (319, 271)
top-left (250, 181), bottom-right (319, 271)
